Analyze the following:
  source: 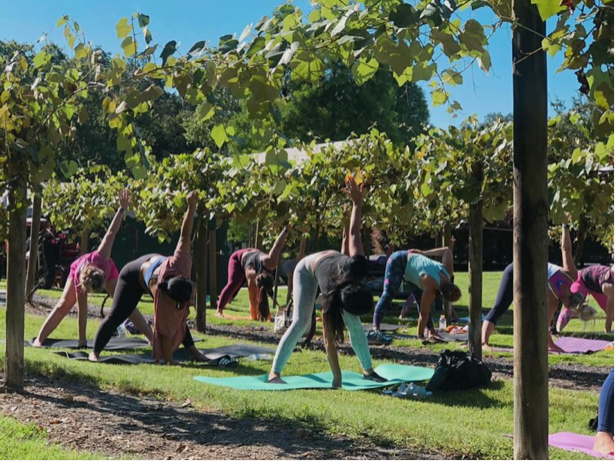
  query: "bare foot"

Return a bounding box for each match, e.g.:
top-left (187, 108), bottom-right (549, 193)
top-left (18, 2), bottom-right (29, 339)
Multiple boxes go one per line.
top-left (215, 311), bottom-right (225, 318)
top-left (482, 343), bottom-right (493, 352)
top-left (593, 431), bottom-right (614, 454)
top-left (88, 352), bottom-right (99, 362)
top-left (31, 339), bottom-right (44, 348)
top-left (267, 373), bottom-right (286, 384)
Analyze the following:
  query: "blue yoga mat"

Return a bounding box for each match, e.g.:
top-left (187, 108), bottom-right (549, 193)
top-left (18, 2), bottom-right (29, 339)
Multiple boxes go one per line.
top-left (194, 363), bottom-right (434, 391)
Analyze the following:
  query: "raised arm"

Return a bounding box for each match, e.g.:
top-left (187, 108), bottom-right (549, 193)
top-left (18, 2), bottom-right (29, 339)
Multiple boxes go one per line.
top-left (344, 177), bottom-right (365, 257)
top-left (176, 191), bottom-right (198, 255)
top-left (262, 226), bottom-right (288, 270)
top-left (561, 214), bottom-right (578, 279)
top-left (97, 189), bottom-right (130, 260)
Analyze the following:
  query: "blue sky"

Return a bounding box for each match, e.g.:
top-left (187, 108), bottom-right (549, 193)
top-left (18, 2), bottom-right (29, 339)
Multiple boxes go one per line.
top-left (0, 0), bottom-right (580, 128)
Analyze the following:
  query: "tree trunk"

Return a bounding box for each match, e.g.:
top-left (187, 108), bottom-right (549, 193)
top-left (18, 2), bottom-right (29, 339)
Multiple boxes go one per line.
top-left (442, 224), bottom-right (453, 321)
top-left (254, 219), bottom-right (261, 250)
top-left (5, 185), bottom-right (27, 389)
top-left (195, 214), bottom-right (208, 333)
top-left (573, 216), bottom-right (587, 266)
top-left (80, 228), bottom-right (90, 255)
top-left (512, 1), bottom-right (549, 457)
top-left (25, 194), bottom-right (42, 301)
top-left (208, 229), bottom-right (218, 311)
top-left (467, 188), bottom-right (483, 360)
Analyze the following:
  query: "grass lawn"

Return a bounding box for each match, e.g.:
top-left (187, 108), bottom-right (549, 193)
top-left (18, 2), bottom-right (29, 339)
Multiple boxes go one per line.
top-left (0, 415), bottom-right (103, 459)
top-left (0, 270), bottom-right (611, 459)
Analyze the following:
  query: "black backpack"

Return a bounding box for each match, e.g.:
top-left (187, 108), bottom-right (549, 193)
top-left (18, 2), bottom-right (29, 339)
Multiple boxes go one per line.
top-left (426, 350), bottom-right (492, 392)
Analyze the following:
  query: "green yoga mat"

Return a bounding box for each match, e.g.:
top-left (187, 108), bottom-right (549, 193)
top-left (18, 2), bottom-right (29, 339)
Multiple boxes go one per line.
top-left (194, 364), bottom-right (434, 391)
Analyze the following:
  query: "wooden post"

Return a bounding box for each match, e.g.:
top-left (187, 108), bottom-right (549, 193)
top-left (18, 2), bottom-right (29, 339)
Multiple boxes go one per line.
top-left (25, 194), bottom-right (42, 301)
top-left (208, 228), bottom-right (218, 311)
top-left (80, 228), bottom-right (90, 255)
top-left (195, 213), bottom-right (208, 332)
top-left (5, 184), bottom-right (27, 388)
top-left (254, 219), bottom-right (261, 250)
top-left (442, 224), bottom-right (454, 322)
top-left (573, 216), bottom-right (587, 266)
top-left (467, 166), bottom-right (484, 360)
top-left (512, 0), bottom-right (549, 457)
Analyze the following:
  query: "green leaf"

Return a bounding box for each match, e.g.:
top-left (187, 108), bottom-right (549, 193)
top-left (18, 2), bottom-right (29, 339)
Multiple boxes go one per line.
top-left (74, 43), bottom-right (87, 59)
top-left (116, 17), bottom-right (132, 39)
top-left (160, 40), bottom-right (177, 65)
top-left (459, 19), bottom-right (485, 52)
top-left (56, 15), bottom-right (69, 27)
top-left (121, 37), bottom-right (137, 57)
top-left (531, 0), bottom-right (565, 20)
top-left (432, 89), bottom-right (447, 106)
top-left (137, 13), bottom-right (150, 27)
top-left (351, 57), bottom-right (379, 85)
top-left (411, 62), bottom-right (435, 82)
top-left (198, 102), bottom-right (215, 121)
top-left (389, 3), bottom-right (419, 28)
top-left (188, 40), bottom-right (206, 56)
top-left (420, 182), bottom-right (433, 196)
top-left (211, 124), bottom-right (229, 148)
top-left (33, 51), bottom-right (50, 69)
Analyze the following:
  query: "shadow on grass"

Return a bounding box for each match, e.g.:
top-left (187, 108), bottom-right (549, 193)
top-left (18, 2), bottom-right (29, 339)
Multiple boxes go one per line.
top-left (429, 381), bottom-right (506, 409)
top-left (16, 367), bottom-right (440, 459)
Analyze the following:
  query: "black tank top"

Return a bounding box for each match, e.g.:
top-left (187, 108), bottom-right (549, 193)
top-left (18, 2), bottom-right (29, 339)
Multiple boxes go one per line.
top-left (242, 250), bottom-right (267, 274)
top-left (314, 252), bottom-right (352, 295)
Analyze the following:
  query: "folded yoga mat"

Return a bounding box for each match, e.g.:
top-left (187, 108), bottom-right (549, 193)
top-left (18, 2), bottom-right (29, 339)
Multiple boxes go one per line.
top-left (549, 432), bottom-right (614, 459)
top-left (555, 337), bottom-right (612, 353)
top-left (392, 331), bottom-right (468, 342)
top-left (194, 363), bottom-right (434, 391)
top-left (362, 323), bottom-right (400, 332)
top-left (26, 337), bottom-right (150, 350)
top-left (55, 343), bottom-right (275, 365)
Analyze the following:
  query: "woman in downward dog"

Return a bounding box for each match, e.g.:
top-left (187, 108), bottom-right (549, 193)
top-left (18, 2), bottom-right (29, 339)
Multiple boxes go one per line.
top-left (216, 227), bottom-right (288, 320)
top-left (371, 240), bottom-right (461, 342)
top-left (268, 177), bottom-right (385, 388)
top-left (33, 189), bottom-right (151, 347)
top-left (90, 192), bottom-right (223, 365)
top-left (481, 216), bottom-right (590, 352)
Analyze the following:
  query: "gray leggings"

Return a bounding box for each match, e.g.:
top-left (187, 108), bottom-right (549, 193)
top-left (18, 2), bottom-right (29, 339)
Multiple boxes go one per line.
top-left (271, 253), bottom-right (373, 374)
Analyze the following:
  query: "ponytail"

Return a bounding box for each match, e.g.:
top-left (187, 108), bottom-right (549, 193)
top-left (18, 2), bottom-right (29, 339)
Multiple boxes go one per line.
top-left (257, 286), bottom-right (271, 321)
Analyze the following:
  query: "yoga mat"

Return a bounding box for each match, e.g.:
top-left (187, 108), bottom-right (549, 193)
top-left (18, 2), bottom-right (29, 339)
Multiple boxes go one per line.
top-left (194, 363), bottom-right (434, 391)
top-left (26, 337), bottom-right (150, 350)
top-left (459, 315), bottom-right (487, 323)
top-left (391, 332), bottom-right (468, 342)
top-left (555, 337), bottom-right (612, 353)
top-left (549, 432), bottom-right (614, 459)
top-left (363, 323), bottom-right (400, 332)
top-left (56, 343), bottom-right (275, 365)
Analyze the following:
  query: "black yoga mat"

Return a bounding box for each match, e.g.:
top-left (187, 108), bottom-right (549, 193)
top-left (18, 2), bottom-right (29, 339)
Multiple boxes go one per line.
top-left (26, 337), bottom-right (150, 350)
top-left (55, 343), bottom-right (276, 365)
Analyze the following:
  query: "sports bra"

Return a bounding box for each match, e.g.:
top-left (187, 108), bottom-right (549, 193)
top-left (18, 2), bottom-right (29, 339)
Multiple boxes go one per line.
top-left (144, 256), bottom-right (167, 290)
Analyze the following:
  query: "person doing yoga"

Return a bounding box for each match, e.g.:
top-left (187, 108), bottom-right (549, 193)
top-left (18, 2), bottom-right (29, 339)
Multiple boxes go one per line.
top-left (371, 239), bottom-right (461, 341)
top-left (268, 177), bottom-right (386, 388)
top-left (33, 190), bottom-right (151, 348)
top-left (481, 217), bottom-right (590, 352)
top-left (594, 369), bottom-right (614, 455)
top-left (562, 264), bottom-right (614, 333)
top-left (216, 227), bottom-right (288, 320)
top-left (89, 191), bottom-right (210, 365)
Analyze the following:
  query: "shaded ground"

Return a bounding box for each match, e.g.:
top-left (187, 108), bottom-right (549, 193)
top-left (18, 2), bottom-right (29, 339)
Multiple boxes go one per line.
top-left (0, 374), bottom-right (441, 460)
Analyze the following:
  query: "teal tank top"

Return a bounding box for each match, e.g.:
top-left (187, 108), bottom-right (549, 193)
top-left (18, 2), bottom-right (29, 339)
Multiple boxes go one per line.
top-left (404, 254), bottom-right (450, 287)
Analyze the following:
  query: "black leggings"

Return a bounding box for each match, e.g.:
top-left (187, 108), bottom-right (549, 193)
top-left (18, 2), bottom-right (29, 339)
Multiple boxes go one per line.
top-left (93, 254), bottom-right (195, 354)
top-left (485, 263), bottom-right (514, 325)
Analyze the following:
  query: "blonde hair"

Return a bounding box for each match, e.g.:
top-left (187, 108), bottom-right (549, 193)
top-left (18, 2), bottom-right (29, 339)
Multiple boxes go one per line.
top-left (78, 264), bottom-right (105, 293)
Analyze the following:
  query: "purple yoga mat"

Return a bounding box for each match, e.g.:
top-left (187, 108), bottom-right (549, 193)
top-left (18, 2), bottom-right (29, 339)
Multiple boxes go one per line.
top-left (555, 336), bottom-right (612, 353)
top-left (549, 432), bottom-right (614, 459)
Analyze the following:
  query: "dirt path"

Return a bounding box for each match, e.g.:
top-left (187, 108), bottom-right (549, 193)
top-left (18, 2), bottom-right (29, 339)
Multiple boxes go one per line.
top-left (0, 374), bottom-right (441, 460)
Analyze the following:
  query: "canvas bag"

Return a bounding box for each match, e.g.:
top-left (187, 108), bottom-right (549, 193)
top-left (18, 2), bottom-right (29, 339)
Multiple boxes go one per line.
top-left (274, 301), bottom-right (293, 334)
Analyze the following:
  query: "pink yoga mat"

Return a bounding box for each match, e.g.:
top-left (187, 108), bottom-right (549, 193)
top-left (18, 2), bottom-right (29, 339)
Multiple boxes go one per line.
top-left (555, 337), bottom-right (612, 353)
top-left (549, 432), bottom-right (614, 459)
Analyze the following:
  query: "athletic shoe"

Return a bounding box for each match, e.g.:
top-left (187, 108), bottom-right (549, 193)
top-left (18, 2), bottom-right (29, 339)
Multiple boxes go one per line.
top-left (556, 307), bottom-right (571, 333)
top-left (366, 329), bottom-right (393, 345)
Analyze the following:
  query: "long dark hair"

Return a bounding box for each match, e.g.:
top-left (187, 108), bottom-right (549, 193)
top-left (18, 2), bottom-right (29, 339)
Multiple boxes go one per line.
top-left (322, 256), bottom-right (373, 342)
top-left (158, 276), bottom-right (193, 306)
top-left (255, 271), bottom-right (274, 321)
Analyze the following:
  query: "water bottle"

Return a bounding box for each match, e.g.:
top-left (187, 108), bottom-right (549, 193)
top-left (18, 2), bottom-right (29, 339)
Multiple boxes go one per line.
top-left (116, 323), bottom-right (127, 338)
top-left (439, 315), bottom-right (447, 331)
